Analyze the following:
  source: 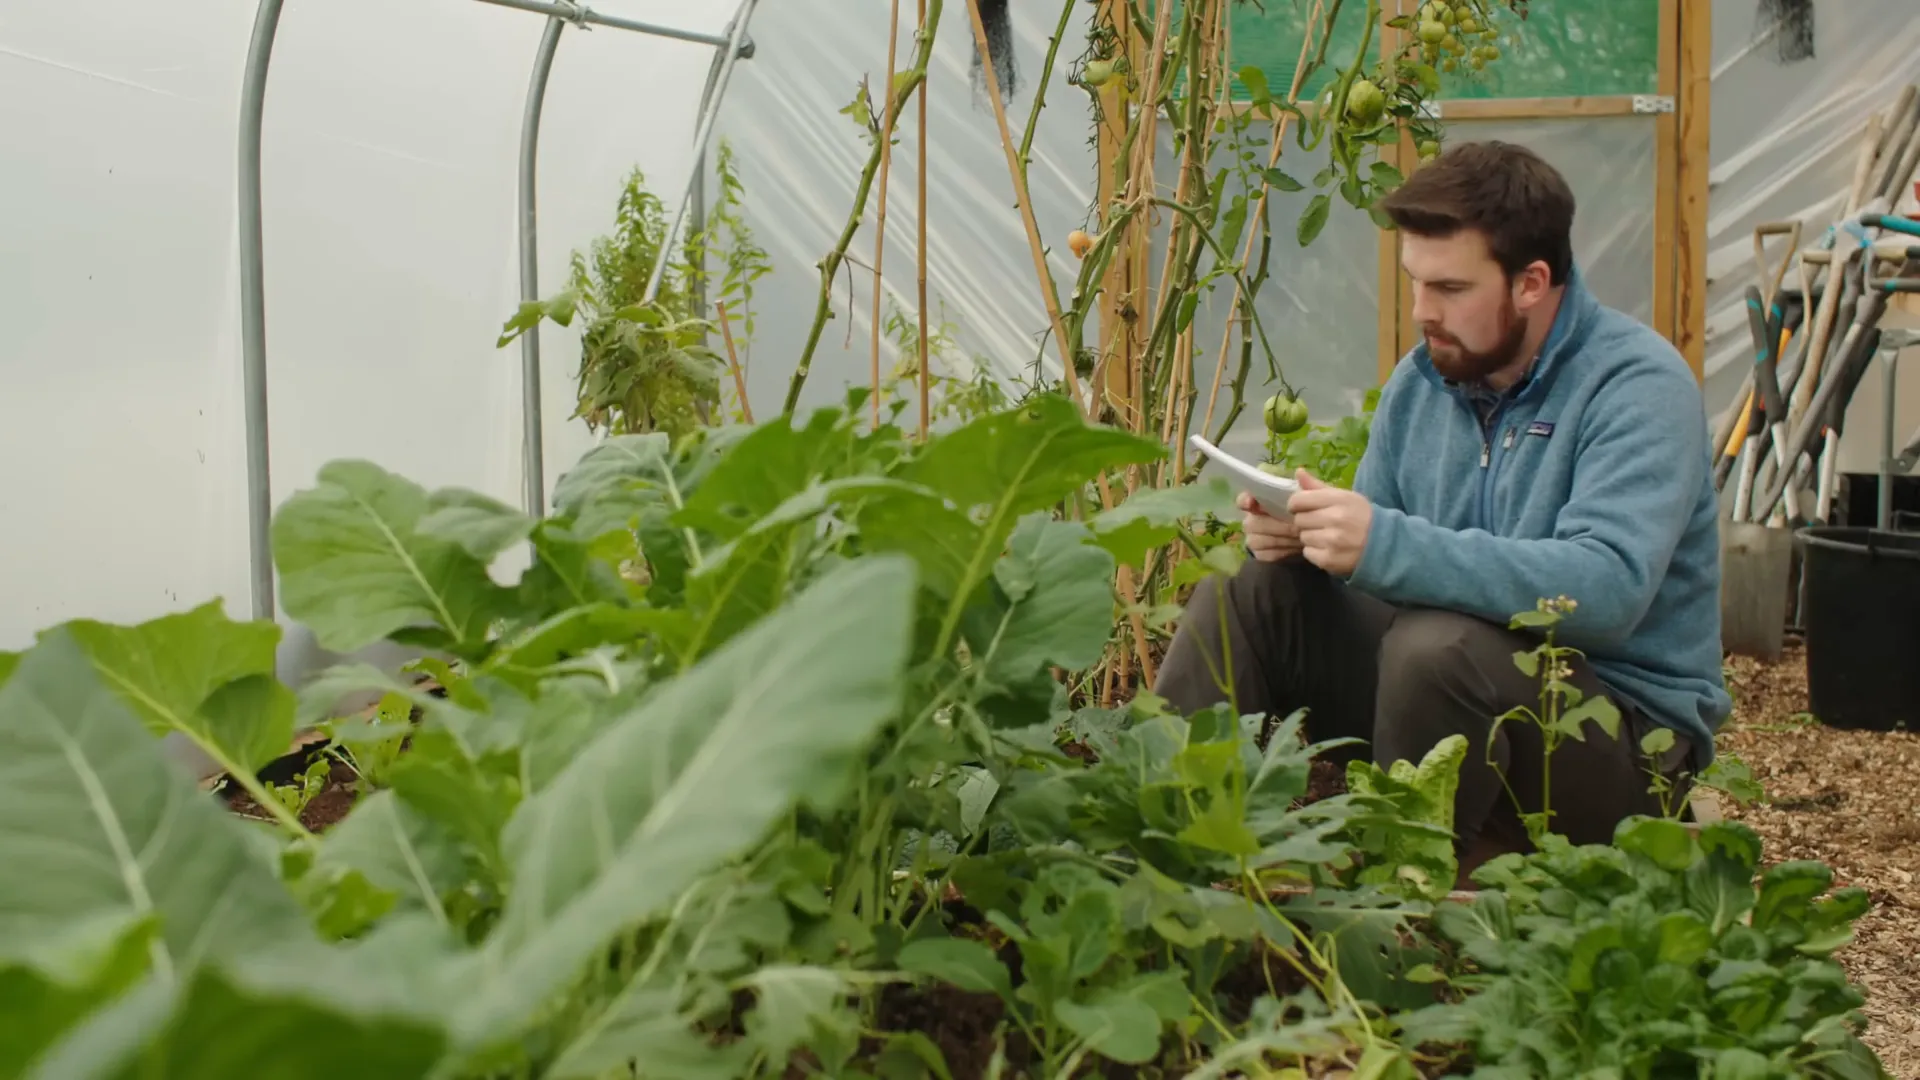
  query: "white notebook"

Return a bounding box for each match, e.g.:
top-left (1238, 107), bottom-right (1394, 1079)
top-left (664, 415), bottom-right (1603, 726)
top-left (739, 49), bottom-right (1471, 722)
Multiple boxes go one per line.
top-left (1188, 433), bottom-right (1299, 520)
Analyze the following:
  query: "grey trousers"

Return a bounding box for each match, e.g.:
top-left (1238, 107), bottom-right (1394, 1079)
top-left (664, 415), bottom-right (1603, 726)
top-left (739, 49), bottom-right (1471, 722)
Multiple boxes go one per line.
top-left (1153, 558), bottom-right (1692, 869)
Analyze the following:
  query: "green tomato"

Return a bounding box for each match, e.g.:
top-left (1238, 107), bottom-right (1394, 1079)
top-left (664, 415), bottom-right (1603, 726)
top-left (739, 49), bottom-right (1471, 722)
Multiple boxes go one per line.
top-left (1419, 19), bottom-right (1447, 44)
top-left (1263, 393), bottom-right (1310, 435)
top-left (1082, 59), bottom-right (1115, 87)
top-left (1345, 78), bottom-right (1386, 124)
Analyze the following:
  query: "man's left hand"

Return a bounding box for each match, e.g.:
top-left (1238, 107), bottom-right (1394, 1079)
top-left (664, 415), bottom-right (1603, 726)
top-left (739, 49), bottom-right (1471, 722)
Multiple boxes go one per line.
top-left (1287, 469), bottom-right (1373, 577)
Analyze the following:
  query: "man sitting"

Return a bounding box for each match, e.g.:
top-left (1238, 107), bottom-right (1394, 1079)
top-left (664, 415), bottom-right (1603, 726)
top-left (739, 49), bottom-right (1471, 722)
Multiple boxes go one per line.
top-left (1154, 140), bottom-right (1732, 880)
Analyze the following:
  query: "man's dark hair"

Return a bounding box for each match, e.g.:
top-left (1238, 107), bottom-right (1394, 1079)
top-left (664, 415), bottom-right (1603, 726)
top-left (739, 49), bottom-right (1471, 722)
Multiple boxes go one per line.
top-left (1377, 140), bottom-right (1576, 286)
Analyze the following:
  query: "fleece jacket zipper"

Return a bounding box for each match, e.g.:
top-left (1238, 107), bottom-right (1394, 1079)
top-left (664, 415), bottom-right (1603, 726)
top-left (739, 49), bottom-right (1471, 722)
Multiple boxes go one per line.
top-left (1464, 393), bottom-right (1508, 533)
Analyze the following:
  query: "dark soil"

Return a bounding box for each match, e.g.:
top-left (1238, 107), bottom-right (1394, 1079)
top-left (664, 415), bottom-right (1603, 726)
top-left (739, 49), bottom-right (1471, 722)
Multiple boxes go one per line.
top-left (222, 743), bottom-right (359, 833)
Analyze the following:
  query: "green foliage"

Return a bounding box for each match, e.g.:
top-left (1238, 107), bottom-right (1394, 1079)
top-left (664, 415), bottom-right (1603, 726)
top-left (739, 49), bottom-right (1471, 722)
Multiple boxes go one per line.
top-left (1265, 386), bottom-right (1379, 489)
top-left (498, 140), bottom-right (771, 442)
top-left (877, 300), bottom-right (1027, 431)
top-left (1405, 819), bottom-right (1892, 1080)
top-left (1345, 734), bottom-right (1467, 903)
top-left (0, 396), bottom-right (1886, 1078)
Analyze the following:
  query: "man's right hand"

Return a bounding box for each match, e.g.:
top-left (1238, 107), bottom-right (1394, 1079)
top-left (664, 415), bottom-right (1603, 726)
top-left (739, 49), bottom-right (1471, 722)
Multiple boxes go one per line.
top-left (1238, 491), bottom-right (1304, 562)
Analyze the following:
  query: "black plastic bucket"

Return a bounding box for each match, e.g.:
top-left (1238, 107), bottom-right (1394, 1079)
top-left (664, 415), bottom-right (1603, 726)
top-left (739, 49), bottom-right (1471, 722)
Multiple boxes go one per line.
top-left (1796, 526), bottom-right (1920, 732)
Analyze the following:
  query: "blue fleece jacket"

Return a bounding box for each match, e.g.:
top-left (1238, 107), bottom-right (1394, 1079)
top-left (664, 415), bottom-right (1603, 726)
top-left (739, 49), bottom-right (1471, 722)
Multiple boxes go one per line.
top-left (1348, 264), bottom-right (1732, 764)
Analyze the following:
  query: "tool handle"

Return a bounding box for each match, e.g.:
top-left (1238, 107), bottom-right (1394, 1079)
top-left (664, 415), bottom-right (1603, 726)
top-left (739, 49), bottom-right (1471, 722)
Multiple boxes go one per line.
top-left (1824, 327), bottom-right (1882, 436)
top-left (1743, 286), bottom-right (1788, 423)
top-left (1858, 211), bottom-right (1920, 238)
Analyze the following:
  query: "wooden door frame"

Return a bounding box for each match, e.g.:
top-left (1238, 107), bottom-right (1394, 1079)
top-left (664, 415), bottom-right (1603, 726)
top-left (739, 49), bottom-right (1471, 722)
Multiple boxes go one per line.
top-left (1090, 1), bottom-right (1716, 410)
top-left (1374, 0), bottom-right (1711, 385)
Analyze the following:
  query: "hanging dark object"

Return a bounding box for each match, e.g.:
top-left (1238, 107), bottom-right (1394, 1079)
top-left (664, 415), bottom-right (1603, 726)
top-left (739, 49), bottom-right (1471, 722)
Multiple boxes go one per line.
top-left (1755, 0), bottom-right (1815, 63)
top-left (971, 0), bottom-right (1019, 104)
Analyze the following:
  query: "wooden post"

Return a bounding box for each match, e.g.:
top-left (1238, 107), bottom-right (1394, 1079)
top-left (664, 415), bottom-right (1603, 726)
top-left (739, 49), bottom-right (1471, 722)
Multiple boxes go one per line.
top-left (1376, 0), bottom-right (1411, 387)
top-left (1675, 0), bottom-right (1712, 382)
top-left (1653, 0), bottom-right (1679, 348)
top-left (1096, 0), bottom-right (1144, 428)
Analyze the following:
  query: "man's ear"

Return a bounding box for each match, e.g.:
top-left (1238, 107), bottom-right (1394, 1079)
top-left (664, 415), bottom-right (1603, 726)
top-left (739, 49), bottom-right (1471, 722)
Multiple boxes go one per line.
top-left (1513, 260), bottom-right (1553, 310)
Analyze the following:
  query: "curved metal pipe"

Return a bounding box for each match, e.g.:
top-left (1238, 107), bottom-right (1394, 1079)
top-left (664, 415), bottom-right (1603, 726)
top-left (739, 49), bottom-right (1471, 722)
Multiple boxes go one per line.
top-left (473, 0), bottom-right (736, 50)
top-left (641, 0), bottom-right (762, 306)
top-left (239, 0), bottom-right (287, 621)
top-left (518, 16), bottom-right (566, 517)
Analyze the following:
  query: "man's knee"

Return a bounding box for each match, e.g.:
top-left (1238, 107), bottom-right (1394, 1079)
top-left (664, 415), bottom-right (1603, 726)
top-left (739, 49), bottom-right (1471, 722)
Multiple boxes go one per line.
top-left (1377, 608), bottom-right (1515, 696)
top-left (1176, 558), bottom-right (1322, 634)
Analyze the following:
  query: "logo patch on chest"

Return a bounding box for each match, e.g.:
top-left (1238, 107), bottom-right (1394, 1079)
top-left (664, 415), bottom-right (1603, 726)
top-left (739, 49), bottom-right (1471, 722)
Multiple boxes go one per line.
top-left (1525, 420), bottom-right (1555, 438)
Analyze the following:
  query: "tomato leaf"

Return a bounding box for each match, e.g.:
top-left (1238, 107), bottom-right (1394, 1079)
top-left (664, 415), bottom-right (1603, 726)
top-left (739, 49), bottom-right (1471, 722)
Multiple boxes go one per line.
top-left (1296, 194), bottom-right (1331, 246)
top-left (1262, 167), bottom-right (1305, 192)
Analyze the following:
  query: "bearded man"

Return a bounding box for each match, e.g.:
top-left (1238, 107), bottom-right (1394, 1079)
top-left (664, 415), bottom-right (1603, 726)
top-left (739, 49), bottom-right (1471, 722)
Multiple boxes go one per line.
top-left (1153, 140), bottom-right (1731, 882)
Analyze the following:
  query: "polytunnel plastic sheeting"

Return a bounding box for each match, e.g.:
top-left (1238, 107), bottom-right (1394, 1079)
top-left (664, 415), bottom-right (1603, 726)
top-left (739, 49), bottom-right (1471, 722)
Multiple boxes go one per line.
top-left (712, 1), bottom-right (1663, 467)
top-left (1701, 0), bottom-right (1920, 420)
top-left (1437, 115), bottom-right (1660, 328)
top-left (0, 0), bottom-right (726, 651)
top-left (711, 0), bottom-right (1384, 454)
top-left (710, 0), bottom-right (1103, 415)
top-left (1136, 120), bottom-right (1383, 468)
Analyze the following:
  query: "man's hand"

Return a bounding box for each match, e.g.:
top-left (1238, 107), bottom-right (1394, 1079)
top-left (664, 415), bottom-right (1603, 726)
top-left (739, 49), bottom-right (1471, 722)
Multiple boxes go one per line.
top-left (1288, 469), bottom-right (1372, 577)
top-left (1237, 491), bottom-right (1303, 562)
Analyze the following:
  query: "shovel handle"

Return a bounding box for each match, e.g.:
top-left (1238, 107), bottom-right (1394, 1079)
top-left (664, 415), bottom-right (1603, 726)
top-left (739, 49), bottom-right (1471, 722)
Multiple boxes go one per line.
top-left (1858, 211), bottom-right (1920, 238)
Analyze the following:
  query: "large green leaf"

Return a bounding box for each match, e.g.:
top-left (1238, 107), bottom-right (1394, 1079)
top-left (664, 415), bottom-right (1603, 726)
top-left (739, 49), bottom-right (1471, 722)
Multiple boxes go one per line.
top-left (0, 910), bottom-right (157, 1078)
top-left (682, 477), bottom-right (932, 662)
top-left (671, 407), bottom-right (866, 541)
top-left (20, 929), bottom-right (453, 1080)
top-left (0, 629), bottom-right (312, 973)
top-left (545, 975), bottom-right (749, 1080)
top-left (311, 791), bottom-right (466, 927)
top-left (551, 429), bottom-right (744, 543)
top-left (415, 488), bottom-right (538, 563)
top-left (968, 514), bottom-right (1117, 691)
top-left (448, 554), bottom-right (920, 1048)
top-left (62, 601), bottom-right (293, 777)
top-left (550, 433), bottom-right (674, 541)
top-left (270, 461), bottom-right (520, 654)
top-left (899, 393), bottom-right (1164, 522)
top-left (867, 395), bottom-right (1162, 653)
top-left (1088, 478), bottom-right (1239, 564)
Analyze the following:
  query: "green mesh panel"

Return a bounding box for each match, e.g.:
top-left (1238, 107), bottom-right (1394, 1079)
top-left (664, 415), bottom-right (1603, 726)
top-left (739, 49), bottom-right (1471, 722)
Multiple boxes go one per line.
top-left (1217, 0), bottom-right (1660, 103)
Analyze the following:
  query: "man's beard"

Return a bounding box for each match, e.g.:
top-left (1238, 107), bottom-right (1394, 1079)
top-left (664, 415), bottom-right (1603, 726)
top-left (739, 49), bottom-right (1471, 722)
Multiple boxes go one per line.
top-left (1424, 297), bottom-right (1529, 383)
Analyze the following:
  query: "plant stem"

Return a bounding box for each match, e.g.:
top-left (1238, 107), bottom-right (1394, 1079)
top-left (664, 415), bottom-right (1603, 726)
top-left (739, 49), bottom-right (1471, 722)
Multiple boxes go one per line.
top-left (917, 0), bottom-right (932, 440)
top-left (715, 300), bottom-right (754, 423)
top-left (213, 738), bottom-right (315, 841)
top-left (785, 0), bottom-right (944, 416)
top-left (1200, 0), bottom-right (1333, 441)
top-left (961, 0), bottom-right (1080, 403)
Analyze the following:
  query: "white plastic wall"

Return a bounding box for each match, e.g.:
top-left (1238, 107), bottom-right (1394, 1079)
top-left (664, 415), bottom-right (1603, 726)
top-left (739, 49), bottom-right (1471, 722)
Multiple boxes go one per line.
top-left (0, 0), bottom-right (724, 655)
top-left (6, 0), bottom-right (1920, 661)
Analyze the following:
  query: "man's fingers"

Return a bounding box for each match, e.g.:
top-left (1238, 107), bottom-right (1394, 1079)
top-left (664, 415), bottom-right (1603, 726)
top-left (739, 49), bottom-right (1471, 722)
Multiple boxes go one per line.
top-left (1287, 487), bottom-right (1343, 514)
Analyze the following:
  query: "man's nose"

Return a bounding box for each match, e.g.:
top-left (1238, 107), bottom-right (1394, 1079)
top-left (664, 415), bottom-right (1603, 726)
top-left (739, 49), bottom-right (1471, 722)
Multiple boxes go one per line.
top-left (1409, 285), bottom-right (1438, 327)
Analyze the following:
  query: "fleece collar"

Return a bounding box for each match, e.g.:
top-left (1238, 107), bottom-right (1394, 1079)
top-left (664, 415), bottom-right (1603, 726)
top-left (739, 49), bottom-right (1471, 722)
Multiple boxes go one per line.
top-left (1408, 261), bottom-right (1603, 406)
